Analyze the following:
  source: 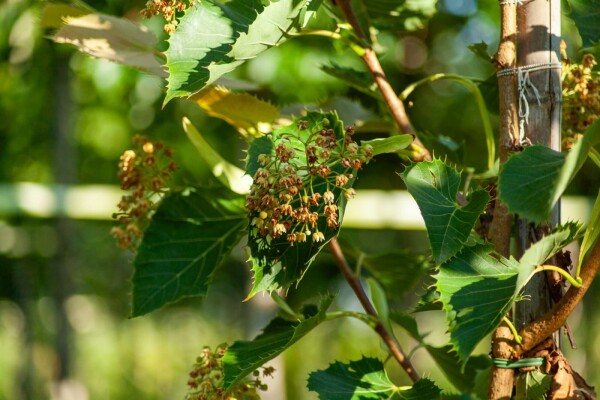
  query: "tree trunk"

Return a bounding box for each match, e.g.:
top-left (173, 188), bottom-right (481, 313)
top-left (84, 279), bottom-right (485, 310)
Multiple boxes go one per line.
top-left (489, 1), bottom-right (562, 398)
top-left (514, 0), bottom-right (562, 334)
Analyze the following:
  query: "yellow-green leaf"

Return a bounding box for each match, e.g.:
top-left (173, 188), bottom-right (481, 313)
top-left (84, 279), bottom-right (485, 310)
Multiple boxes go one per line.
top-left (192, 86), bottom-right (278, 139)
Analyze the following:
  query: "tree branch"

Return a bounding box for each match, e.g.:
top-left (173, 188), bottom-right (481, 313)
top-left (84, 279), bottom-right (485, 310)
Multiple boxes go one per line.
top-left (328, 238), bottom-right (420, 383)
top-left (516, 239), bottom-right (600, 356)
top-left (335, 0), bottom-right (431, 161)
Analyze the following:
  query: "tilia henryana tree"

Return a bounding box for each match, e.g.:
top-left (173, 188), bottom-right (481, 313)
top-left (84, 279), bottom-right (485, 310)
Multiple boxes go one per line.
top-left (45, 0), bottom-right (600, 398)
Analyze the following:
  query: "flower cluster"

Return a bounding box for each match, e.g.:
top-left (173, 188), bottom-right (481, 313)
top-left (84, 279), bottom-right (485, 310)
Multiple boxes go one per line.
top-left (141, 0), bottom-right (194, 33)
top-left (111, 135), bottom-right (177, 251)
top-left (562, 51), bottom-right (600, 150)
top-left (246, 118), bottom-right (372, 245)
top-left (185, 343), bottom-right (273, 400)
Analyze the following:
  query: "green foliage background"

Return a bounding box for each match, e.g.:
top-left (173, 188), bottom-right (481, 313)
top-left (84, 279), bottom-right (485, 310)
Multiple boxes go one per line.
top-left (0, 0), bottom-right (598, 399)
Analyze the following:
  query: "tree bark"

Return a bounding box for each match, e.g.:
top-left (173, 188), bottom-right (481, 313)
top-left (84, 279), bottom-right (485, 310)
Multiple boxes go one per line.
top-left (488, 2), bottom-right (519, 398)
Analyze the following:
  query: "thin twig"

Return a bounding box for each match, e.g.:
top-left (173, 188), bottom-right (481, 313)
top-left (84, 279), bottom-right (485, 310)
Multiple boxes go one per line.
top-left (328, 238), bottom-right (420, 383)
top-left (335, 0), bottom-right (432, 162)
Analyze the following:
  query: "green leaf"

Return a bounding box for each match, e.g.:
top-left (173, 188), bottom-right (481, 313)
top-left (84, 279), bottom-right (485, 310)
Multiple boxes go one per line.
top-left (182, 117), bottom-right (252, 195)
top-left (390, 313), bottom-right (491, 395)
top-left (499, 118), bottom-right (600, 223)
top-left (514, 370), bottom-right (552, 400)
top-left (566, 0), bottom-right (600, 47)
top-left (367, 277), bottom-right (393, 335)
top-left (321, 64), bottom-right (381, 99)
top-left (580, 190), bottom-right (600, 267)
top-left (402, 159), bottom-right (490, 265)
top-left (361, 251), bottom-right (431, 300)
top-left (191, 86), bottom-right (279, 139)
top-left (467, 41), bottom-right (492, 63)
top-left (51, 13), bottom-right (166, 77)
top-left (390, 312), bottom-right (423, 342)
top-left (436, 243), bottom-right (520, 365)
top-left (41, 3), bottom-right (91, 29)
top-left (412, 287), bottom-right (443, 312)
top-left (362, 0), bottom-right (437, 31)
top-left (223, 295), bottom-right (334, 389)
top-left (307, 357), bottom-right (441, 399)
top-left (518, 222), bottom-right (583, 287)
top-left (425, 346), bottom-right (491, 395)
top-left (361, 135), bottom-right (414, 156)
top-left (246, 112), bottom-right (354, 297)
top-left (164, 0), bottom-right (315, 103)
top-left (132, 188), bottom-right (246, 316)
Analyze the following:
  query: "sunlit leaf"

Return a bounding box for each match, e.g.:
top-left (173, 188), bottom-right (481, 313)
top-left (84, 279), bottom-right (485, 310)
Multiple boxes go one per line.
top-left (182, 117), bottom-right (252, 195)
top-left (191, 86), bottom-right (279, 138)
top-left (517, 222), bottom-right (583, 288)
top-left (41, 3), bottom-right (90, 29)
top-left (308, 357), bottom-right (441, 400)
top-left (165, 0), bottom-right (317, 103)
top-left (223, 295), bottom-right (334, 389)
top-left (246, 112), bottom-right (354, 297)
top-left (361, 135), bottom-right (413, 156)
top-left (566, 0), bottom-right (600, 47)
top-left (52, 13), bottom-right (166, 77)
top-left (132, 188), bottom-right (246, 316)
top-left (436, 243), bottom-right (520, 365)
top-left (579, 190), bottom-right (600, 267)
top-left (499, 118), bottom-right (600, 223)
top-left (402, 159), bottom-right (490, 265)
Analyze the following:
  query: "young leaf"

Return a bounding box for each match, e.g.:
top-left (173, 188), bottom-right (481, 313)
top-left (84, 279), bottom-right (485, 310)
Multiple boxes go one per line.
top-left (52, 14), bottom-right (166, 77)
top-left (468, 41), bottom-right (493, 63)
top-left (223, 295), bottom-right (334, 389)
top-left (402, 159), bottom-right (490, 265)
top-left (579, 190), bottom-right (600, 267)
top-left (191, 86), bottom-right (279, 139)
top-left (182, 117), bottom-right (252, 195)
top-left (518, 222), bottom-right (583, 281)
top-left (436, 243), bottom-right (520, 365)
top-left (132, 188), bottom-right (246, 316)
top-left (499, 118), bottom-right (600, 223)
top-left (164, 0), bottom-right (316, 103)
top-left (308, 357), bottom-right (441, 399)
top-left (361, 135), bottom-right (413, 156)
top-left (566, 0), bottom-right (600, 47)
top-left (514, 370), bottom-right (552, 400)
top-left (245, 112), bottom-right (355, 297)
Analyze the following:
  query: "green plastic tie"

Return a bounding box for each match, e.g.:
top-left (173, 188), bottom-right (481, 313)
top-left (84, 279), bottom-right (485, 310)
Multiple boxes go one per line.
top-left (492, 358), bottom-right (545, 368)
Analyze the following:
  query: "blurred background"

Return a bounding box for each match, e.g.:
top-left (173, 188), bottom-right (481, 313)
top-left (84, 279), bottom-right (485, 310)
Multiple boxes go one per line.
top-left (0, 0), bottom-right (598, 399)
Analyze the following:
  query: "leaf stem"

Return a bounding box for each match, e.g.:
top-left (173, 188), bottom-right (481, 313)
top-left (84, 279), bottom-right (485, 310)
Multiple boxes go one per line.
top-left (502, 316), bottom-right (523, 344)
top-left (270, 292), bottom-right (302, 320)
top-left (400, 73), bottom-right (496, 170)
top-left (535, 265), bottom-right (583, 288)
top-left (328, 237), bottom-right (420, 383)
top-left (325, 310), bottom-right (378, 327)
